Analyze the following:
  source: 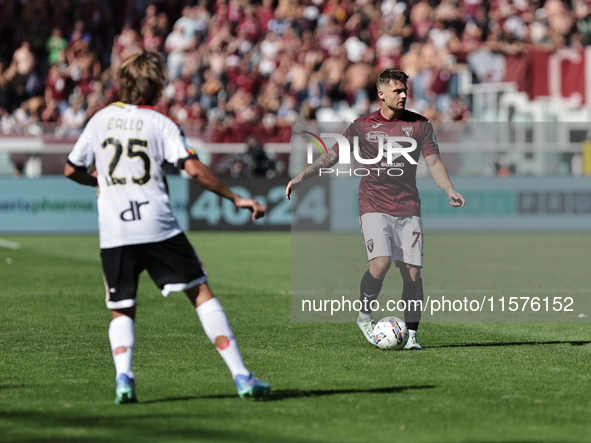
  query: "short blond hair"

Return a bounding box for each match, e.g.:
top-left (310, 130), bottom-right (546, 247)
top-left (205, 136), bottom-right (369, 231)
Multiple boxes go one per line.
top-left (117, 51), bottom-right (167, 106)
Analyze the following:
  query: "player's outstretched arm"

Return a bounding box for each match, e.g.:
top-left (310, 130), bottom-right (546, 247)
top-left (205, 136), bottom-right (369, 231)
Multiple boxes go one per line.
top-left (286, 148), bottom-right (339, 200)
top-left (184, 158), bottom-right (265, 220)
top-left (64, 163), bottom-right (98, 187)
top-left (424, 154), bottom-right (466, 208)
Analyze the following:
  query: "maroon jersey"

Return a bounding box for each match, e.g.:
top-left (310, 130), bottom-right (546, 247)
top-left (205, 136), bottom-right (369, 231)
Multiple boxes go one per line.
top-left (334, 109), bottom-right (439, 217)
top-left (46, 74), bottom-right (67, 102)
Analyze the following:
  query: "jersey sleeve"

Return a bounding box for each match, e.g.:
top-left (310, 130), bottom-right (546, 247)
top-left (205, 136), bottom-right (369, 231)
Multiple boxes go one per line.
top-left (67, 124), bottom-right (95, 169)
top-left (162, 119), bottom-right (199, 167)
top-left (332, 124), bottom-right (355, 153)
top-left (421, 121), bottom-right (440, 158)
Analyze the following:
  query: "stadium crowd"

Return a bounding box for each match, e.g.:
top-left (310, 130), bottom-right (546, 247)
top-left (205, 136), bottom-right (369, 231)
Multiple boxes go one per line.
top-left (0, 0), bottom-right (590, 142)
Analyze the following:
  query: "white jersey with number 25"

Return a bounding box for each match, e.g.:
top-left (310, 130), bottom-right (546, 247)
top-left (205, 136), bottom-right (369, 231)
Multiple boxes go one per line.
top-left (68, 102), bottom-right (195, 249)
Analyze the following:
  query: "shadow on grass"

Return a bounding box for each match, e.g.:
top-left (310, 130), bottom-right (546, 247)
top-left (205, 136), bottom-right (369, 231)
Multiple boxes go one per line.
top-left (143, 384), bottom-right (436, 404)
top-left (429, 340), bottom-right (591, 349)
top-left (0, 384), bottom-right (31, 389)
top-left (0, 411), bottom-right (321, 443)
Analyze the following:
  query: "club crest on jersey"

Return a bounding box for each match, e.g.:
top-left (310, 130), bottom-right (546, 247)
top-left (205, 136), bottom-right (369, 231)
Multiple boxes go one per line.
top-left (367, 239), bottom-right (374, 253)
top-left (401, 126), bottom-right (414, 137)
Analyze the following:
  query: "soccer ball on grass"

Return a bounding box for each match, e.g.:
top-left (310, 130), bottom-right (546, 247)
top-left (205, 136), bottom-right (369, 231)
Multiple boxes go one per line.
top-left (373, 316), bottom-right (409, 350)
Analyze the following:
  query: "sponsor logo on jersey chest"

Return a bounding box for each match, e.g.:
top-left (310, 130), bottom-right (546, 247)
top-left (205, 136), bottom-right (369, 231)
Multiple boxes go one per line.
top-left (365, 131), bottom-right (389, 142)
top-left (120, 200), bottom-right (150, 221)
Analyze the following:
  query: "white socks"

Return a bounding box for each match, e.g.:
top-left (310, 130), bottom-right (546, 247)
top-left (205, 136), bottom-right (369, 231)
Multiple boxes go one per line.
top-left (108, 315), bottom-right (135, 379)
top-left (196, 298), bottom-right (249, 379)
top-left (107, 299), bottom-right (249, 382)
top-left (358, 311), bottom-right (372, 322)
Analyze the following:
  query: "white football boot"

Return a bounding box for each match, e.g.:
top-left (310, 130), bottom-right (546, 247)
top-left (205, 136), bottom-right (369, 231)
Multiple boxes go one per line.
top-left (404, 331), bottom-right (423, 350)
top-left (357, 316), bottom-right (377, 346)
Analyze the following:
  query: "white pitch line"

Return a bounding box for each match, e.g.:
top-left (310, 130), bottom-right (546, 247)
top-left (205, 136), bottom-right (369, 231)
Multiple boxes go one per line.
top-left (0, 239), bottom-right (21, 250)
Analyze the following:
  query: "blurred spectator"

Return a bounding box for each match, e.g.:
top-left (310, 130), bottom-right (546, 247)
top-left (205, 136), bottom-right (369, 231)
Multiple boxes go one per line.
top-left (257, 0), bottom-right (275, 31)
top-left (44, 65), bottom-right (68, 122)
top-left (141, 24), bottom-right (164, 54)
top-left (47, 28), bottom-right (68, 67)
top-left (141, 4), bottom-right (158, 29)
top-left (174, 6), bottom-right (199, 39)
top-left (319, 46), bottom-right (348, 107)
top-left (69, 21), bottom-right (92, 48)
top-left (10, 152), bottom-right (28, 177)
top-left (344, 48), bottom-right (375, 107)
top-left (3, 41), bottom-right (42, 113)
top-left (376, 35), bottom-right (403, 70)
top-left (154, 12), bottom-right (171, 42)
top-left (164, 22), bottom-right (196, 79)
top-left (242, 134), bottom-right (275, 179)
top-left (62, 97), bottom-right (86, 135)
top-left (12, 100), bottom-right (42, 135)
top-left (67, 39), bottom-right (101, 97)
top-left (111, 24), bottom-right (142, 70)
top-left (410, 1), bottom-right (434, 41)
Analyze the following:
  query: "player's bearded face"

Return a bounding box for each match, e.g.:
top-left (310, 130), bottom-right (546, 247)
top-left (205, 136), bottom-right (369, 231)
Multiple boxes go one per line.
top-left (381, 81), bottom-right (407, 110)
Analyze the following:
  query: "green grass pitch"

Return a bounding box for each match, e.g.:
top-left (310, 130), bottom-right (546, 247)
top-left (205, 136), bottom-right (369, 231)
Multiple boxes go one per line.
top-left (1, 232), bottom-right (591, 442)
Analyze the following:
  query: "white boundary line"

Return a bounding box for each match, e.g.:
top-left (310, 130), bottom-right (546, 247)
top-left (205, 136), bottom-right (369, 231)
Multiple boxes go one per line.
top-left (0, 239), bottom-right (21, 250)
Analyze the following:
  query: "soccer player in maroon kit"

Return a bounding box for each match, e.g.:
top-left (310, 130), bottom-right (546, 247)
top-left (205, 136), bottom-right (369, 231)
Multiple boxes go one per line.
top-left (286, 69), bottom-right (466, 349)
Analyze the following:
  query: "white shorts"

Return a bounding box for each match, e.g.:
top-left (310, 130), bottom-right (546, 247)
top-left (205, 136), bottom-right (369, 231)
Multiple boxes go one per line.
top-left (359, 213), bottom-right (423, 267)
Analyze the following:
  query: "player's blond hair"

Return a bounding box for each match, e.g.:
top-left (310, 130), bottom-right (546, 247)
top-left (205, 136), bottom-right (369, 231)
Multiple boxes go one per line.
top-left (117, 51), bottom-right (167, 106)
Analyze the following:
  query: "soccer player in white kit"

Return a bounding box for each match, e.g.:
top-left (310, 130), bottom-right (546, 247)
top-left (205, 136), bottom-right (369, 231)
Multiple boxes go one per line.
top-left (65, 51), bottom-right (270, 403)
top-left (287, 69), bottom-right (466, 350)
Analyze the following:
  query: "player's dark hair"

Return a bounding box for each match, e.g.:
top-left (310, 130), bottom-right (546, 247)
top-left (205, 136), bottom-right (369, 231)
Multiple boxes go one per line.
top-left (118, 51), bottom-right (167, 106)
top-left (376, 69), bottom-right (409, 90)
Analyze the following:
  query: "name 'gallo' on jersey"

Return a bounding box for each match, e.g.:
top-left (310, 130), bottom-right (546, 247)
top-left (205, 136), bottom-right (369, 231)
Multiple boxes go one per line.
top-left (334, 109), bottom-right (439, 217)
top-left (67, 102), bottom-right (198, 249)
